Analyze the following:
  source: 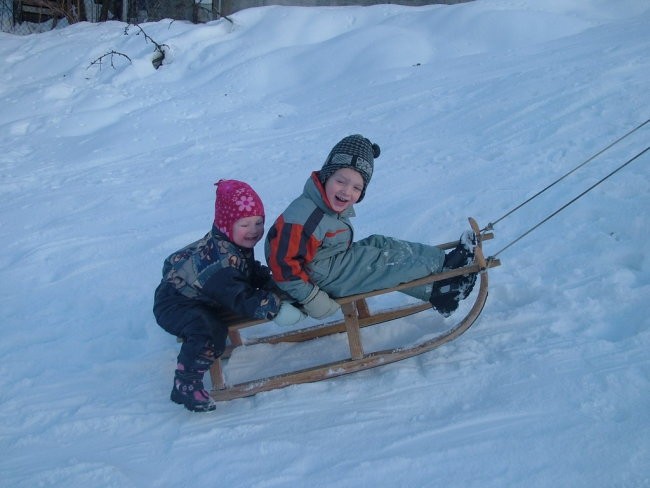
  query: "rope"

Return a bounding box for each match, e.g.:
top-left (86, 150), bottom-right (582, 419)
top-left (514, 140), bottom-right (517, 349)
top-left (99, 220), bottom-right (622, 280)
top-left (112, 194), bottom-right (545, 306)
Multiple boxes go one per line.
top-left (488, 145), bottom-right (650, 259)
top-left (483, 118), bottom-right (650, 232)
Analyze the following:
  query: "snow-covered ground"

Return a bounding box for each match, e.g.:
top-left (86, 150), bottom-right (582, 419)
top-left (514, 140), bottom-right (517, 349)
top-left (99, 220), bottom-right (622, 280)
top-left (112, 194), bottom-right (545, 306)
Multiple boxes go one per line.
top-left (1, 1), bottom-right (649, 486)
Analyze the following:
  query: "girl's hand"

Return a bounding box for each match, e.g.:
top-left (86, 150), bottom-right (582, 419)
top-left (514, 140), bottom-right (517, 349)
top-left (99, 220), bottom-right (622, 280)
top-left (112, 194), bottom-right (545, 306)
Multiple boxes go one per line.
top-left (273, 302), bottom-right (307, 327)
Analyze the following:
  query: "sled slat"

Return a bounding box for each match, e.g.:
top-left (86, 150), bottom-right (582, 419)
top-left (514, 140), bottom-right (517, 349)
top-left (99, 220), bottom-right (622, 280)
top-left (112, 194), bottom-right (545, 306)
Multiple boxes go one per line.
top-left (219, 301), bottom-right (432, 359)
top-left (210, 357), bottom-right (226, 390)
top-left (342, 302), bottom-right (364, 360)
top-left (221, 260), bottom-right (497, 336)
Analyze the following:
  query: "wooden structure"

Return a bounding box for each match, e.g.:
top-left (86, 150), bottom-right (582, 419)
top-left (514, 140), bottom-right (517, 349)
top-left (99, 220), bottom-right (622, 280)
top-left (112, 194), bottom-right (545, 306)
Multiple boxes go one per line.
top-left (12, 0), bottom-right (86, 24)
top-left (210, 217), bottom-right (500, 401)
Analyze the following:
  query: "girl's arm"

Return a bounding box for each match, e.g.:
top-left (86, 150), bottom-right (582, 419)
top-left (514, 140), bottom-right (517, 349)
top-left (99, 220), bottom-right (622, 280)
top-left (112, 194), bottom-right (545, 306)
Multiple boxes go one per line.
top-left (202, 266), bottom-right (281, 320)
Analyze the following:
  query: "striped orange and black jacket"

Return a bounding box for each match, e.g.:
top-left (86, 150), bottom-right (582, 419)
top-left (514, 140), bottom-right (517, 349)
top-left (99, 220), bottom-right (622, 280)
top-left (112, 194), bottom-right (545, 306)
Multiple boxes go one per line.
top-left (265, 172), bottom-right (355, 302)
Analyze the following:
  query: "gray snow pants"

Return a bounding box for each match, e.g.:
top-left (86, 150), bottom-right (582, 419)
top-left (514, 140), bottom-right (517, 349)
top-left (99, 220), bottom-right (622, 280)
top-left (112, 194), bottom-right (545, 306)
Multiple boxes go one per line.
top-left (307, 234), bottom-right (445, 301)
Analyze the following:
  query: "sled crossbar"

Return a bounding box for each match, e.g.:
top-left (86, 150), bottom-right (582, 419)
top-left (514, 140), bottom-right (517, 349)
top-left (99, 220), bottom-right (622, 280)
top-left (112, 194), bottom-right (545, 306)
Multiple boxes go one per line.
top-left (209, 218), bottom-right (500, 401)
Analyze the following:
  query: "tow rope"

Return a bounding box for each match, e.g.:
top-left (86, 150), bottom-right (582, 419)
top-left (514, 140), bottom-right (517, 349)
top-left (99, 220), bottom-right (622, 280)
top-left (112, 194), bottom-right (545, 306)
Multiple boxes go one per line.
top-left (481, 118), bottom-right (650, 260)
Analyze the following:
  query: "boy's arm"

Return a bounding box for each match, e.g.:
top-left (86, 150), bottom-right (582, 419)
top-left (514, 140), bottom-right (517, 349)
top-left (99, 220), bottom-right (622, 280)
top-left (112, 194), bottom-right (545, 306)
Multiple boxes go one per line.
top-left (265, 215), bottom-right (321, 303)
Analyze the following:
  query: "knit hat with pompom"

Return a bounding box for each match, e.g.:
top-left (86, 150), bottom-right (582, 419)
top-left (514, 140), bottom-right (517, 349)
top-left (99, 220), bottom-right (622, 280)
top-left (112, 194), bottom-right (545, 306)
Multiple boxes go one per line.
top-left (318, 134), bottom-right (380, 202)
top-left (213, 179), bottom-right (265, 240)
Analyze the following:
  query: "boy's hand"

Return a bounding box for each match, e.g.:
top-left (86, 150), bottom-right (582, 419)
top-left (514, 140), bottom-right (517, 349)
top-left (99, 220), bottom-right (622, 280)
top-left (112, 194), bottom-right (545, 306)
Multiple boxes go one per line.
top-left (273, 302), bottom-right (307, 327)
top-left (300, 287), bottom-right (340, 319)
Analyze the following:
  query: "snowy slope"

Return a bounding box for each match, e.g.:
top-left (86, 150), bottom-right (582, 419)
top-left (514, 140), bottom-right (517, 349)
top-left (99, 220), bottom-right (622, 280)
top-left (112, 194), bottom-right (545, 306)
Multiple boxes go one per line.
top-left (1, 1), bottom-right (649, 486)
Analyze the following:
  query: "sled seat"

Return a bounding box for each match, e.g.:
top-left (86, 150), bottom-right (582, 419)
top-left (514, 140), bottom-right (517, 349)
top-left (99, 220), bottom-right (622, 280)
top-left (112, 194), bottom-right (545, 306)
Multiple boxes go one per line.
top-left (207, 217), bottom-right (501, 401)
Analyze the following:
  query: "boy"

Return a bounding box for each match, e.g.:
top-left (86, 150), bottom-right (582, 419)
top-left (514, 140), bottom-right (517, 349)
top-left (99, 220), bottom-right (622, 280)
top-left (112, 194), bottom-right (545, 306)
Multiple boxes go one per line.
top-left (265, 135), bottom-right (476, 321)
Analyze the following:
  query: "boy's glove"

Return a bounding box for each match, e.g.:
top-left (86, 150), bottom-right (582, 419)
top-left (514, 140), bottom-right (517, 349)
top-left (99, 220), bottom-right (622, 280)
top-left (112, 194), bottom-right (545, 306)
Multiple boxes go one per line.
top-left (273, 302), bottom-right (307, 327)
top-left (300, 287), bottom-right (340, 319)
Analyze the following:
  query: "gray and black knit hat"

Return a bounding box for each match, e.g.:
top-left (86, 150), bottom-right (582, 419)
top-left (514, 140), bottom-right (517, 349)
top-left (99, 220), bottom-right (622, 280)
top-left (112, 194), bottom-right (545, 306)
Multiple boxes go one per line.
top-left (318, 134), bottom-right (381, 202)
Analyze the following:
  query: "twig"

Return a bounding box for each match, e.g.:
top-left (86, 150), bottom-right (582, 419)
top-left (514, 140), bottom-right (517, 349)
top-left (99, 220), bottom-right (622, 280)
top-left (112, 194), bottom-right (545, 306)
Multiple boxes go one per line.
top-left (87, 50), bottom-right (132, 70)
top-left (127, 23), bottom-right (169, 69)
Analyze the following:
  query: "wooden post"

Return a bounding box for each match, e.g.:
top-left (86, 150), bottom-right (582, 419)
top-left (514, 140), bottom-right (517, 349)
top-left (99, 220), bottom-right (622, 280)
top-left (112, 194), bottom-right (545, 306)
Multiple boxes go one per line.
top-left (227, 328), bottom-right (243, 347)
top-left (341, 302), bottom-right (364, 360)
top-left (209, 358), bottom-right (226, 391)
top-left (355, 298), bottom-right (371, 319)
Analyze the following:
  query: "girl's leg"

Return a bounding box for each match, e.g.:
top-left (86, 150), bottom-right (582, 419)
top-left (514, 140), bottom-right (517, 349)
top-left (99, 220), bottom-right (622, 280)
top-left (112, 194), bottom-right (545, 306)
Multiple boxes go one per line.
top-left (154, 284), bottom-right (222, 412)
top-left (171, 306), bottom-right (233, 412)
top-left (172, 335), bottom-right (218, 413)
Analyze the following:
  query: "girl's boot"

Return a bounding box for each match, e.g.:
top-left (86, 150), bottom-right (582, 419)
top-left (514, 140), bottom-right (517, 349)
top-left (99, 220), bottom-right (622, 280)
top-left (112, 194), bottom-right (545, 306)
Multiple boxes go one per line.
top-left (170, 344), bottom-right (217, 412)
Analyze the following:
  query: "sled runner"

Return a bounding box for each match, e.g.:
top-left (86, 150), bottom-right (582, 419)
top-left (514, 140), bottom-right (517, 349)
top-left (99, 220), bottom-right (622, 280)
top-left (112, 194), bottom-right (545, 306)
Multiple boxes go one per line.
top-left (209, 218), bottom-right (500, 402)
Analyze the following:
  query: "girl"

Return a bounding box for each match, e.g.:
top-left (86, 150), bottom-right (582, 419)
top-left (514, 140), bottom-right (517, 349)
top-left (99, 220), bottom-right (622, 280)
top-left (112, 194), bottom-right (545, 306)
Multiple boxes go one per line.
top-left (265, 134), bottom-right (477, 321)
top-left (153, 179), bottom-right (303, 412)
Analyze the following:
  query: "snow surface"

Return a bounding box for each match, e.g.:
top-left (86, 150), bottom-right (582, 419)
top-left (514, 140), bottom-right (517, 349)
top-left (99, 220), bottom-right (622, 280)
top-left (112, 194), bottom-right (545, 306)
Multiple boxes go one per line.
top-left (2, 1), bottom-right (650, 486)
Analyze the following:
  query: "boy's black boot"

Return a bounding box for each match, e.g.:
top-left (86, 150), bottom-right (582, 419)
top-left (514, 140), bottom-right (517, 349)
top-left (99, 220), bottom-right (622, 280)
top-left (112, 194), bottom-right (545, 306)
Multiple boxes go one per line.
top-left (429, 230), bottom-right (478, 317)
top-left (429, 274), bottom-right (477, 317)
top-left (443, 229), bottom-right (476, 269)
top-left (170, 344), bottom-right (217, 412)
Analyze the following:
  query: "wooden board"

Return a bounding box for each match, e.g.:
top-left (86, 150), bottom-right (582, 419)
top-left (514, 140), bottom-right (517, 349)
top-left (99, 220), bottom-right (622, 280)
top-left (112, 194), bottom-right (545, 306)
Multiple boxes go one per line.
top-left (208, 217), bottom-right (501, 401)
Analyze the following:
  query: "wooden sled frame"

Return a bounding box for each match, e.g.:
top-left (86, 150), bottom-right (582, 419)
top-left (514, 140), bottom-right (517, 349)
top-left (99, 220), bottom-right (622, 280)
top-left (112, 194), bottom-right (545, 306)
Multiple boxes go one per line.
top-left (210, 218), bottom-right (501, 401)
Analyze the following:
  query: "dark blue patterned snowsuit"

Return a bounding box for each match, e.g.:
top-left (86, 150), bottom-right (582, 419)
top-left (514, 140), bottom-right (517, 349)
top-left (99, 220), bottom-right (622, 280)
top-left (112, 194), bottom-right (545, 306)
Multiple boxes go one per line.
top-left (153, 226), bottom-right (281, 366)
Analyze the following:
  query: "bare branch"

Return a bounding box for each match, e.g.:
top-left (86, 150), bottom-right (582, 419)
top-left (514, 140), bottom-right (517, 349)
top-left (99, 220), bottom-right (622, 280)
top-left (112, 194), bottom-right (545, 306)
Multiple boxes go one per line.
top-left (215, 11), bottom-right (233, 24)
top-left (87, 50), bottom-right (132, 70)
top-left (126, 23), bottom-right (170, 70)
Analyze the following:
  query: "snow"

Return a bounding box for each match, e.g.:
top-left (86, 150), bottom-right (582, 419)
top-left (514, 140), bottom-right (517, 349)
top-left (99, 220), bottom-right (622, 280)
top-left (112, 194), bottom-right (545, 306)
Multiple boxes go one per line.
top-left (1, 0), bottom-right (650, 486)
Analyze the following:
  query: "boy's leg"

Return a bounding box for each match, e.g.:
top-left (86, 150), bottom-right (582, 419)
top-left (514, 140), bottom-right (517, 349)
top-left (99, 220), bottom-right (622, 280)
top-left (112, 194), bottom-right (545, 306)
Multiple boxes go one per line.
top-left (311, 234), bottom-right (445, 300)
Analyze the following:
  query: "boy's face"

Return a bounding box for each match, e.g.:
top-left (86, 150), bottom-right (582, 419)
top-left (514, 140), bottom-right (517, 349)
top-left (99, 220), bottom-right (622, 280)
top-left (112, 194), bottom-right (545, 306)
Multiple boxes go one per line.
top-left (324, 167), bottom-right (364, 213)
top-left (231, 215), bottom-right (265, 248)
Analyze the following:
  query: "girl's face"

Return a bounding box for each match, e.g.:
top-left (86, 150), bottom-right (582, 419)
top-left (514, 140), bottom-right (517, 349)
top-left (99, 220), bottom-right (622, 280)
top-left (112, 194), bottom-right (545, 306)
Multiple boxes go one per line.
top-left (231, 215), bottom-right (265, 248)
top-left (324, 167), bottom-right (364, 213)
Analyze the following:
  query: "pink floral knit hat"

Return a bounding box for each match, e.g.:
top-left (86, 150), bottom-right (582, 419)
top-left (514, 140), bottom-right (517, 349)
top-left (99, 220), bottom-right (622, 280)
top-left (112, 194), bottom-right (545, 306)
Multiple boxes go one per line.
top-left (213, 179), bottom-right (265, 240)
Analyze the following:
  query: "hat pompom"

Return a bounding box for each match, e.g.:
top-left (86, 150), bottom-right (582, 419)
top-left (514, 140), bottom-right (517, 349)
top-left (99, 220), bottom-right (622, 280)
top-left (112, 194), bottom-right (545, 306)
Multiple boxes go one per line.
top-left (371, 143), bottom-right (380, 159)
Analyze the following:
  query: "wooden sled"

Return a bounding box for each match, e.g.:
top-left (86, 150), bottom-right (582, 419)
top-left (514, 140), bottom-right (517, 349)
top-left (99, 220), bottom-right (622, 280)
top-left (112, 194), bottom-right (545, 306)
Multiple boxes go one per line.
top-left (210, 217), bottom-right (501, 402)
